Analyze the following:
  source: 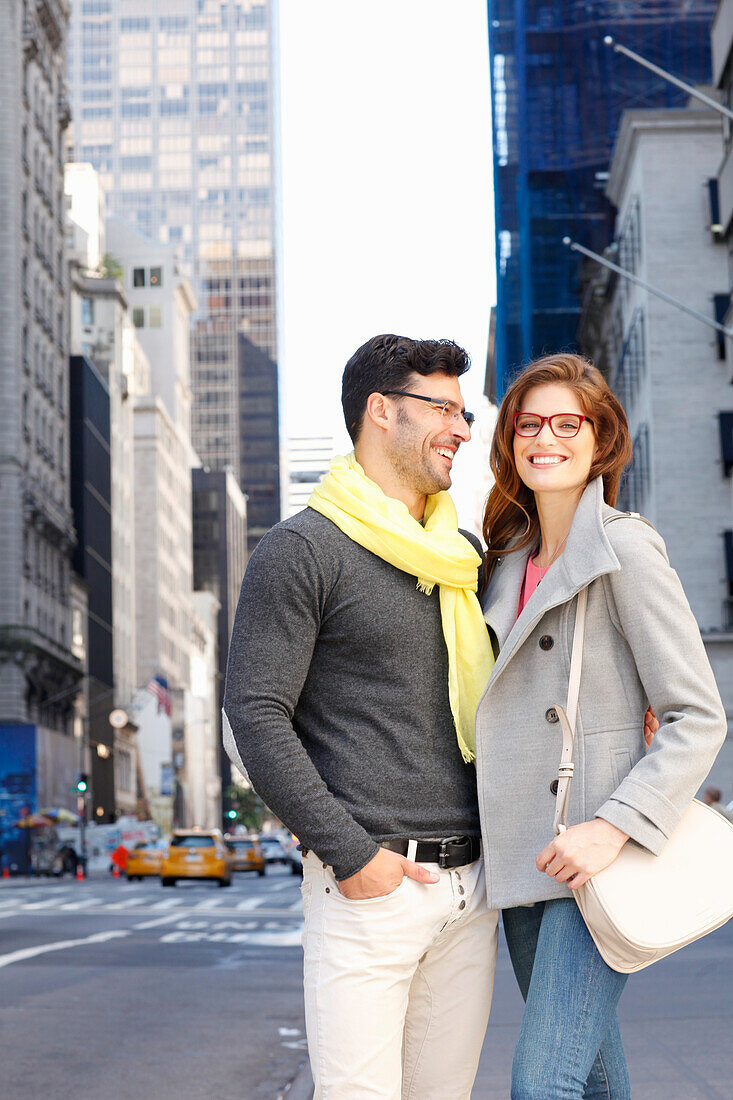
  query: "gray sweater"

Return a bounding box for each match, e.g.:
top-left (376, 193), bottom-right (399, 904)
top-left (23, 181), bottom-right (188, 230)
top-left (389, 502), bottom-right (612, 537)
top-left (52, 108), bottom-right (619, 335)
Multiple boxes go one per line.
top-left (223, 508), bottom-right (481, 880)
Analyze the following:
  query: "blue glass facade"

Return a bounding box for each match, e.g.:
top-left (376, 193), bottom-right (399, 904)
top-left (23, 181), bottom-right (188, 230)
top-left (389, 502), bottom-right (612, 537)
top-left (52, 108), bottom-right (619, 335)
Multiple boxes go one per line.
top-left (488, 1), bottom-right (717, 397)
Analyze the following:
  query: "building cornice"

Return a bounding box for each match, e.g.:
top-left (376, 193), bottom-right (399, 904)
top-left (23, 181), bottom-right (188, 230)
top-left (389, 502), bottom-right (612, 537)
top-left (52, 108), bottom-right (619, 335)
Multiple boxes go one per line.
top-left (72, 268), bottom-right (128, 311)
top-left (607, 109), bottom-right (723, 207)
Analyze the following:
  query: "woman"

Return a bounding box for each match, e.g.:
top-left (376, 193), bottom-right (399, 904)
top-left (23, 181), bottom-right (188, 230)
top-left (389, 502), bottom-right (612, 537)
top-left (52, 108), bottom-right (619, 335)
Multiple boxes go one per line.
top-left (476, 353), bottom-right (726, 1098)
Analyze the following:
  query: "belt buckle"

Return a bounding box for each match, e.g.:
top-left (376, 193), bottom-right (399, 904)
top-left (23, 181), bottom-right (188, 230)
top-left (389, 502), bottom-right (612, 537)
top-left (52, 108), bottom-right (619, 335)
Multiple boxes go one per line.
top-left (438, 835), bottom-right (463, 870)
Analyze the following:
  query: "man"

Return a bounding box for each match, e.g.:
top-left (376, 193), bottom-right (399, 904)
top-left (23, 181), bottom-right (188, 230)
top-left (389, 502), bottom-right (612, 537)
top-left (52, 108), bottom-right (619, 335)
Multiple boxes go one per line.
top-left (223, 334), bottom-right (497, 1098)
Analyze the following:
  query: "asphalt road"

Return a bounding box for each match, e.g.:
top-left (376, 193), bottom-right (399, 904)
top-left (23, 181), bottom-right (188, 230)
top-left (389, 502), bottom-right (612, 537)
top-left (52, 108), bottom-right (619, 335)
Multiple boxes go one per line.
top-left (0, 866), bottom-right (308, 1100)
top-left (3, 871), bottom-right (732, 1099)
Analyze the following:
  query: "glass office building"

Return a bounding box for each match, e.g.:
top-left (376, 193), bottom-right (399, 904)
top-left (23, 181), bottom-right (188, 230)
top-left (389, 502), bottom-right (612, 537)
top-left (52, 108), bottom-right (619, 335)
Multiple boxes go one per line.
top-left (67, 0), bottom-right (281, 544)
top-left (488, 0), bottom-right (716, 398)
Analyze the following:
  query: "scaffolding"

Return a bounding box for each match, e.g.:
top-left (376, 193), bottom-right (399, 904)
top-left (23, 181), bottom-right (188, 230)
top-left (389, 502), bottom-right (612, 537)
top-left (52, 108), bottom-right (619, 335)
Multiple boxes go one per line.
top-left (488, 0), bottom-right (717, 397)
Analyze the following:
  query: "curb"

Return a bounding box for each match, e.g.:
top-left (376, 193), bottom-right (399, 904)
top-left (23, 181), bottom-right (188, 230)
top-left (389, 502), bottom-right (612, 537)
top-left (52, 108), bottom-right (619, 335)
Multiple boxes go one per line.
top-left (279, 1059), bottom-right (313, 1100)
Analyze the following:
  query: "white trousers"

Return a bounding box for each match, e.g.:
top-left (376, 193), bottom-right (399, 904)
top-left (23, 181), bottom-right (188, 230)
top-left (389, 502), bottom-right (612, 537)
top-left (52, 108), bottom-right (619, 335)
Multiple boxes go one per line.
top-left (301, 851), bottom-right (499, 1100)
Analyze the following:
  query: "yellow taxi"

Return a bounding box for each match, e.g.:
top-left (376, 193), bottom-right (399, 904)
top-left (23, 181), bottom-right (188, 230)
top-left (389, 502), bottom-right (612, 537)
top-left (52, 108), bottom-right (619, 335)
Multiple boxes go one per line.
top-left (226, 835), bottom-right (266, 876)
top-left (161, 830), bottom-right (232, 888)
top-left (126, 838), bottom-right (166, 881)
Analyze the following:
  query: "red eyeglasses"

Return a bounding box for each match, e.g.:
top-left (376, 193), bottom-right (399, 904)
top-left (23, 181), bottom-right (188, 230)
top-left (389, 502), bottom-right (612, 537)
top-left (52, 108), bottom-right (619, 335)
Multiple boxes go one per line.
top-left (513, 412), bottom-right (593, 438)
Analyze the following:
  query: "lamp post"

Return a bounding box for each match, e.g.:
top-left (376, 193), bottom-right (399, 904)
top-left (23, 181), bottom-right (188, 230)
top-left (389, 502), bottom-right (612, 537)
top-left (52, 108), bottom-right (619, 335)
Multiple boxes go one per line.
top-left (562, 236), bottom-right (733, 341)
top-left (603, 36), bottom-right (733, 124)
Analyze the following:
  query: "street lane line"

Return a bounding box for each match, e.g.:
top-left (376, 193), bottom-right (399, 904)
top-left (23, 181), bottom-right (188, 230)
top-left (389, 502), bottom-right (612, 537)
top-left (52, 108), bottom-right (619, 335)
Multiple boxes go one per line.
top-left (111, 897), bottom-right (147, 909)
top-left (0, 929), bottom-right (130, 970)
top-left (266, 881), bottom-right (293, 892)
top-left (288, 899), bottom-right (304, 911)
top-left (0, 898), bottom-right (20, 908)
top-left (59, 897), bottom-right (103, 911)
top-left (149, 898), bottom-right (184, 910)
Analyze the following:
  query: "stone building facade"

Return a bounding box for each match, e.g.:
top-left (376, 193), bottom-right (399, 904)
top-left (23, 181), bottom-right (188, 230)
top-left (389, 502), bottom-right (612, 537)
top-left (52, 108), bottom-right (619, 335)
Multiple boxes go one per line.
top-left (0, 0), bottom-right (82, 799)
top-left (578, 107), bottom-right (733, 789)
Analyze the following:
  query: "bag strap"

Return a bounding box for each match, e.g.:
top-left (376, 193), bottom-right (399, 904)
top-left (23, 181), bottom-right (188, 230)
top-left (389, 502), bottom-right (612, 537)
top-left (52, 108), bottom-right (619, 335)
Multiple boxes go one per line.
top-left (551, 510), bottom-right (650, 835)
top-left (552, 586), bottom-right (587, 834)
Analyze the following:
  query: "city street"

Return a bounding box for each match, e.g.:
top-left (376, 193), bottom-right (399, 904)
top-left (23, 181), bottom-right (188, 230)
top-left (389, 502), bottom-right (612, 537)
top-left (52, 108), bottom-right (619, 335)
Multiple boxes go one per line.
top-left (3, 864), bottom-right (732, 1099)
top-left (0, 866), bottom-right (307, 1100)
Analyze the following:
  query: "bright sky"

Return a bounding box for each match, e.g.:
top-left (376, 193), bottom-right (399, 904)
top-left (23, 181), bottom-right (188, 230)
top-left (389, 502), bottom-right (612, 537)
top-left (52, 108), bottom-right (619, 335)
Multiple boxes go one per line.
top-left (278, 0), bottom-right (495, 525)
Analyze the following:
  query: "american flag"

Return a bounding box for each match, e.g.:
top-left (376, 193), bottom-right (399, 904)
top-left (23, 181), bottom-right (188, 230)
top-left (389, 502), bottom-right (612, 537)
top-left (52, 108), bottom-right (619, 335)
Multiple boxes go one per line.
top-left (146, 675), bottom-right (172, 717)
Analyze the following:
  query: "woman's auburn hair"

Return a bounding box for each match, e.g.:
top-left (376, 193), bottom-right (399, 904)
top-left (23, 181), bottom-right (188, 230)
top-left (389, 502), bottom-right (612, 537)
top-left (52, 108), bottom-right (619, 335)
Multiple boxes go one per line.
top-left (481, 353), bottom-right (632, 584)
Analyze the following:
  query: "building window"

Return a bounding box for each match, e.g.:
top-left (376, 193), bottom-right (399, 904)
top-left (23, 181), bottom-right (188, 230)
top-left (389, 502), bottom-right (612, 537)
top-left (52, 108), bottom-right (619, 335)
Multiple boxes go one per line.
top-left (133, 268), bottom-right (146, 288)
top-left (614, 308), bottom-right (645, 413)
top-left (149, 266), bottom-right (162, 287)
top-left (714, 294), bottom-right (731, 360)
top-left (617, 195), bottom-right (642, 300)
top-left (132, 308), bottom-right (145, 328)
top-left (81, 297), bottom-right (94, 326)
top-left (72, 607), bottom-right (85, 659)
top-left (117, 748), bottom-right (132, 792)
top-left (619, 422), bottom-right (651, 513)
top-left (149, 306), bottom-right (162, 327)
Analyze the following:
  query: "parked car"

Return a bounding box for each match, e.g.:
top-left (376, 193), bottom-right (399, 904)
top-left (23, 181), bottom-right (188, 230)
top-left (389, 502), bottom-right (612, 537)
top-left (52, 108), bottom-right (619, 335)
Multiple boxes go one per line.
top-left (226, 836), bottom-right (266, 876)
top-left (259, 834), bottom-right (288, 865)
top-left (282, 836), bottom-right (303, 877)
top-left (126, 838), bottom-right (167, 881)
top-left (161, 830), bottom-right (232, 888)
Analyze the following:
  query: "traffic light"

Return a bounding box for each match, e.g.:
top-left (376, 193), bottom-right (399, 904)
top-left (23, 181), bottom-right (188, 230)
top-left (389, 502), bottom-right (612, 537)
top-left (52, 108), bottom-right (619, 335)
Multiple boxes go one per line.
top-left (226, 809), bottom-right (237, 821)
top-left (75, 773), bottom-right (88, 794)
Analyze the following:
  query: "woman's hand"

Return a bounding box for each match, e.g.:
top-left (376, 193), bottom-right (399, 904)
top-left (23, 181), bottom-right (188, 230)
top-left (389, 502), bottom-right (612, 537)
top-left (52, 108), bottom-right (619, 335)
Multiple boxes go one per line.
top-left (644, 704), bottom-right (658, 747)
top-left (536, 819), bottom-right (629, 889)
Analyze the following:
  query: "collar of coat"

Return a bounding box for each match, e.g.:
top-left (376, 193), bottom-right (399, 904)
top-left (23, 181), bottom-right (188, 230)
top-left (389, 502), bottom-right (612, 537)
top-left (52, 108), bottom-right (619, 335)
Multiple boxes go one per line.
top-left (482, 476), bottom-right (622, 685)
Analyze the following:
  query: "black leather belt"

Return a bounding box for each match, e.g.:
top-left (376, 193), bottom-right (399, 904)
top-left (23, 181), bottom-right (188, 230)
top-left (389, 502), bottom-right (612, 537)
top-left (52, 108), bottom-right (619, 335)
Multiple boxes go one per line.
top-left (380, 835), bottom-right (481, 870)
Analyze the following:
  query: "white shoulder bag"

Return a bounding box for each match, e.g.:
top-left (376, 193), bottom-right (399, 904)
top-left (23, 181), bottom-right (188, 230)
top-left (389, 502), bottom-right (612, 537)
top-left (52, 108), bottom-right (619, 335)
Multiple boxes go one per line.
top-left (553, 584), bottom-right (733, 974)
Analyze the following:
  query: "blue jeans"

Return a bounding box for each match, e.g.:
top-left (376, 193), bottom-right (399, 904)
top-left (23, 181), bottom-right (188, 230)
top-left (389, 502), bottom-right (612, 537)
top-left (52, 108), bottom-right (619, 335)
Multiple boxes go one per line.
top-left (502, 899), bottom-right (630, 1100)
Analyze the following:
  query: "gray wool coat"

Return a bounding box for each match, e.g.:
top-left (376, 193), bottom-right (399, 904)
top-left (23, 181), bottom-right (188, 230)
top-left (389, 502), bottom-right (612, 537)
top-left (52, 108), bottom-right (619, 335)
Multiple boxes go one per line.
top-left (476, 476), bottom-right (727, 910)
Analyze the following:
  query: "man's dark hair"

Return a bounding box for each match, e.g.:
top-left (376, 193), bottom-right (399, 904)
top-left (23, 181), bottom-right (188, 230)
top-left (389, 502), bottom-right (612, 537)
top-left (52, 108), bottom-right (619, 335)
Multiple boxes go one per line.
top-left (341, 334), bottom-right (471, 443)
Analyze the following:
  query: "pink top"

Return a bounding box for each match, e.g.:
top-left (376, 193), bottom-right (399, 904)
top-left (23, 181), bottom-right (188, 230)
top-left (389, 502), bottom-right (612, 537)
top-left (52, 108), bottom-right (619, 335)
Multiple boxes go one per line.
top-left (517, 554), bottom-right (547, 617)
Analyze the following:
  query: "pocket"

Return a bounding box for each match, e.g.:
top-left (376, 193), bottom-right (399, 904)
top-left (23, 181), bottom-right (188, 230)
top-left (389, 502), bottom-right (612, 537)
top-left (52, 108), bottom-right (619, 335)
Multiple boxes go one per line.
top-left (610, 748), bottom-right (633, 788)
top-left (332, 875), bottom-right (408, 906)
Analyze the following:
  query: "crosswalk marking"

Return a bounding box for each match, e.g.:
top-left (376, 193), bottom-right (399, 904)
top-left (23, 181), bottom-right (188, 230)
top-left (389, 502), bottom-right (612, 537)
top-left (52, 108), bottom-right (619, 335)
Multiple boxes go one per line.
top-left (191, 896), bottom-right (224, 910)
top-left (0, 882), bottom-right (303, 919)
top-left (235, 896), bottom-right (269, 910)
top-left (23, 896), bottom-right (74, 910)
top-left (59, 897), bottom-right (103, 911)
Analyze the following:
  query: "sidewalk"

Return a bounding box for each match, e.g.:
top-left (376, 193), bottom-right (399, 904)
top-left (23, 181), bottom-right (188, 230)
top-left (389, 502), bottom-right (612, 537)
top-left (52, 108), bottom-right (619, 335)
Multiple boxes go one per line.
top-left (473, 921), bottom-right (733, 1099)
top-left (285, 920), bottom-right (733, 1099)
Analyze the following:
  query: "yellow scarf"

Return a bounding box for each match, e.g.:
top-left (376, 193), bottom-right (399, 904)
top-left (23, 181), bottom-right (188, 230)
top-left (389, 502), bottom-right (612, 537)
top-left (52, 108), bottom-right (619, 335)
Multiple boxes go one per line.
top-left (308, 453), bottom-right (494, 762)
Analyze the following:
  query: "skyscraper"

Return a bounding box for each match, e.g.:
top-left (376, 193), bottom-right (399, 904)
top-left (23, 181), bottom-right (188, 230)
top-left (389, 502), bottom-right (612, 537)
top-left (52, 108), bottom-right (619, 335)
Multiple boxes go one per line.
top-left (192, 465), bottom-right (247, 819)
top-left (488, 0), bottom-right (717, 398)
top-left (67, 0), bottom-right (281, 541)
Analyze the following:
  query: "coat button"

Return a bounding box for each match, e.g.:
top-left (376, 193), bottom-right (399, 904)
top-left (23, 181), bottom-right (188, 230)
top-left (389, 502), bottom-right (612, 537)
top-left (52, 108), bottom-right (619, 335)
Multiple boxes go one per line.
top-left (539, 635), bottom-right (554, 651)
top-left (550, 779), bottom-right (559, 795)
top-left (545, 707), bottom-right (558, 724)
